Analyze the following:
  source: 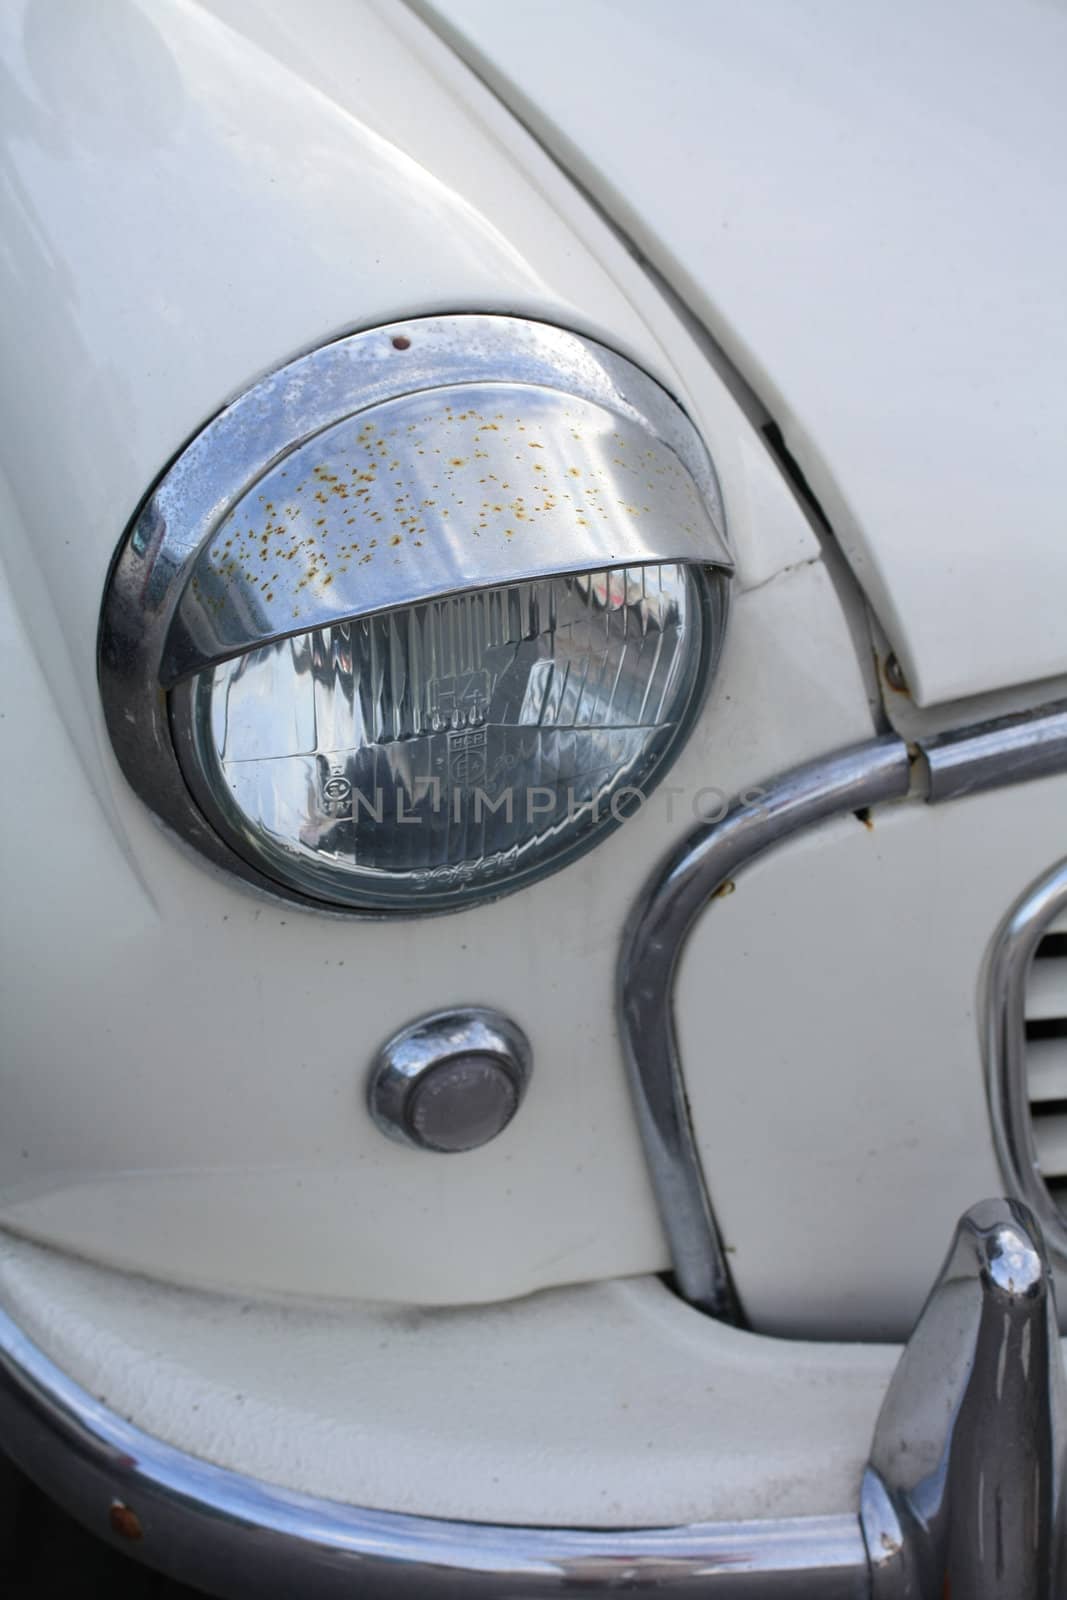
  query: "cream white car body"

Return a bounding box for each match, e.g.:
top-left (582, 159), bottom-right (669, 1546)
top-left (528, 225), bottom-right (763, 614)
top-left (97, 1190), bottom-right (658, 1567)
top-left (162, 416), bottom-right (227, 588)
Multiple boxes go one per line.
top-left (1, 0), bottom-right (1066, 1592)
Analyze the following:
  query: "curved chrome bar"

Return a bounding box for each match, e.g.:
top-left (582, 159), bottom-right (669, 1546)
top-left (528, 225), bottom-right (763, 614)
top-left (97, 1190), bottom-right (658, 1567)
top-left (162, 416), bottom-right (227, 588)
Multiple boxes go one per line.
top-left (0, 1297), bottom-right (869, 1598)
top-left (862, 1198), bottom-right (1067, 1599)
top-left (617, 735), bottom-right (912, 1319)
top-left (986, 859), bottom-right (1067, 1268)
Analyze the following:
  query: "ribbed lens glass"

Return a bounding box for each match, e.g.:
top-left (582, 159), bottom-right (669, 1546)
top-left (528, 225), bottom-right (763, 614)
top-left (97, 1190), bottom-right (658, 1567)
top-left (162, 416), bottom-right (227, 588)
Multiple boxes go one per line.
top-left (180, 563), bottom-right (711, 909)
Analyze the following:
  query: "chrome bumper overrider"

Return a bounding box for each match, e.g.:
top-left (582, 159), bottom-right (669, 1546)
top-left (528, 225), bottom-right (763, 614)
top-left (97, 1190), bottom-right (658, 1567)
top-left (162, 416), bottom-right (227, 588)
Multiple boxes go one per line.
top-left (0, 1198), bottom-right (1064, 1597)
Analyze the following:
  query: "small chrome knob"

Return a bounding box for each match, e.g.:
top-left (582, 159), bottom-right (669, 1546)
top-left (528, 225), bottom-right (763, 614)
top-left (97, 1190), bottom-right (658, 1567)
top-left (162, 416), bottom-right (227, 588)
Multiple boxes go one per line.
top-left (368, 1009), bottom-right (531, 1153)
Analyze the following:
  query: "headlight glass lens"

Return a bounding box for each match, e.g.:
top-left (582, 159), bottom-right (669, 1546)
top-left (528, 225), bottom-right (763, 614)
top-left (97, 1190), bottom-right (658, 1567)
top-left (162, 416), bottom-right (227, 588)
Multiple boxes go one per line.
top-left (177, 562), bottom-right (712, 910)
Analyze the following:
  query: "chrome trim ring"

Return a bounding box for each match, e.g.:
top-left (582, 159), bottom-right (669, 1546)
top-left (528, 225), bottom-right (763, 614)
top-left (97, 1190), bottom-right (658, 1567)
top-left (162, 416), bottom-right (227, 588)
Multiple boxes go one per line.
top-left (0, 1298), bottom-right (869, 1598)
top-left (367, 1007), bottom-right (531, 1152)
top-left (98, 314), bottom-right (732, 908)
top-left (985, 858), bottom-right (1067, 1267)
top-left (617, 736), bottom-right (912, 1319)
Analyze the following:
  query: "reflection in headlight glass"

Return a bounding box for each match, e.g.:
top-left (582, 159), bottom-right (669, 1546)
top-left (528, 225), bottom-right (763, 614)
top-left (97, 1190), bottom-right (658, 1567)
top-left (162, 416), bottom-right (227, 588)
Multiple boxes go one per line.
top-left (181, 563), bottom-right (711, 909)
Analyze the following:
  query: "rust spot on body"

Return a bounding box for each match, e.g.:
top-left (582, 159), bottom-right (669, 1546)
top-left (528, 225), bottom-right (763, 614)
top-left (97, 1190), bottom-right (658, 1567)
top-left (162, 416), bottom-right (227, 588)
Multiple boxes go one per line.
top-left (110, 1503), bottom-right (143, 1541)
top-left (884, 654), bottom-right (909, 694)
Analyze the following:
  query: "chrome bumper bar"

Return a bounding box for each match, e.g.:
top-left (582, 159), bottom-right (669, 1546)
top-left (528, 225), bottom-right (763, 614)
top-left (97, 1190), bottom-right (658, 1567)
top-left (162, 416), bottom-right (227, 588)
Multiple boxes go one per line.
top-left (1, 1198), bottom-right (1064, 1597)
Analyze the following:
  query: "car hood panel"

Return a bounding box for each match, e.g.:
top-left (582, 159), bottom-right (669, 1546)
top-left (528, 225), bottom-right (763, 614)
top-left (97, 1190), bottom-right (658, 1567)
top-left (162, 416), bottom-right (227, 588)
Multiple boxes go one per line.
top-left (424, 0), bottom-right (1067, 705)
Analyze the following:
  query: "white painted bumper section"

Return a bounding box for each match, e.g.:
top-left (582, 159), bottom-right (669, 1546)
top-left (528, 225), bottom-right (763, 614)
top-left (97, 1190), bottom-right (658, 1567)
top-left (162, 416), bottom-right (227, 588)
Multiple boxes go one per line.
top-left (0, 1230), bottom-right (877, 1594)
top-left (0, 1232), bottom-right (890, 1530)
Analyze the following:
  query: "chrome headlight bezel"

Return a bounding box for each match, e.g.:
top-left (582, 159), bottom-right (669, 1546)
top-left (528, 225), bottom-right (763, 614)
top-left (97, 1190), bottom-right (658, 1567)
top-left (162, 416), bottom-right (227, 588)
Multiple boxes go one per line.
top-left (99, 315), bottom-right (732, 914)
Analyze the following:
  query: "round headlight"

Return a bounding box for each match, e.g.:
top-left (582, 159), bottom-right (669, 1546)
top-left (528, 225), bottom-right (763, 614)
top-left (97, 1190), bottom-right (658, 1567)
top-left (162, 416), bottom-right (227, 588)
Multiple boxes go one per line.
top-left (172, 563), bottom-right (711, 910)
top-left (100, 317), bottom-right (731, 913)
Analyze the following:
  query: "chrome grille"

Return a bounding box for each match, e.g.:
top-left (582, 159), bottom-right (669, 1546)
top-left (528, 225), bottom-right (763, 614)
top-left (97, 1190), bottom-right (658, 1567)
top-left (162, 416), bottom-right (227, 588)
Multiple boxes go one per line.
top-left (986, 860), bottom-right (1067, 1264)
top-left (1026, 912), bottom-right (1067, 1205)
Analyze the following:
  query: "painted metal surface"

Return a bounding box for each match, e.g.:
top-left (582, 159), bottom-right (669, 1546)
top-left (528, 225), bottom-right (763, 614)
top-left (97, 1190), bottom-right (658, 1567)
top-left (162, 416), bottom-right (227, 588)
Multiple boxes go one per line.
top-left (1, 549), bottom-right (873, 1304)
top-left (0, 0), bottom-right (875, 1307)
top-left (3, 0), bottom-right (1067, 1567)
top-left (424, 0), bottom-right (1067, 706)
top-left (4, 0), bottom-right (1064, 1351)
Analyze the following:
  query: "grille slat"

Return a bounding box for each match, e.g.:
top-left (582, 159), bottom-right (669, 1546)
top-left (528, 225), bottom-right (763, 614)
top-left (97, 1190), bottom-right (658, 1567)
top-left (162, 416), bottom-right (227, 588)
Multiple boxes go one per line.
top-left (1027, 960), bottom-right (1067, 1021)
top-left (1026, 1037), bottom-right (1067, 1103)
top-left (1033, 1112), bottom-right (1067, 1179)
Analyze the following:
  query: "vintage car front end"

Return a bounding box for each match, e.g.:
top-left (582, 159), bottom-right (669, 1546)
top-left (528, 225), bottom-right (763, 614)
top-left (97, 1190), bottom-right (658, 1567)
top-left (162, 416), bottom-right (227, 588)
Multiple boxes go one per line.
top-left (2, 2), bottom-right (1066, 1595)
